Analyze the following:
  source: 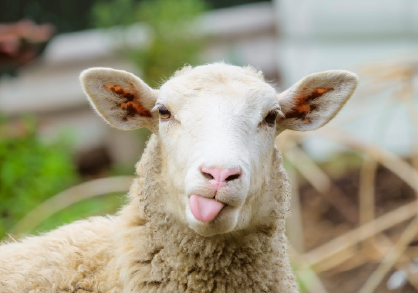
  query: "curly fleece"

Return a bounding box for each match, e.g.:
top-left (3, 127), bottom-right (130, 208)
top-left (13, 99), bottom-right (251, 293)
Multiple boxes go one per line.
top-left (0, 135), bottom-right (298, 293)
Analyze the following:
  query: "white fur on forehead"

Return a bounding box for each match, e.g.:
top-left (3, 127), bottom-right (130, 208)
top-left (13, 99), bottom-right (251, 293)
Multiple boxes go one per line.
top-left (169, 62), bottom-right (266, 87)
top-left (161, 63), bottom-right (276, 110)
top-left (160, 63), bottom-right (277, 116)
top-left (172, 65), bottom-right (193, 78)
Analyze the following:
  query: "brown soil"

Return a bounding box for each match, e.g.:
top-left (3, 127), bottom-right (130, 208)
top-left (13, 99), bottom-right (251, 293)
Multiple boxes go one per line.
top-left (299, 162), bottom-right (418, 293)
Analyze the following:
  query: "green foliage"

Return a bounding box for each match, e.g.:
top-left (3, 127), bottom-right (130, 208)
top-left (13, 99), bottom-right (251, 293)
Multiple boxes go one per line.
top-left (208, 0), bottom-right (269, 9)
top-left (0, 116), bottom-right (78, 239)
top-left (0, 0), bottom-right (269, 34)
top-left (92, 0), bottom-right (208, 86)
top-left (0, 0), bottom-right (98, 33)
top-left (91, 0), bottom-right (138, 28)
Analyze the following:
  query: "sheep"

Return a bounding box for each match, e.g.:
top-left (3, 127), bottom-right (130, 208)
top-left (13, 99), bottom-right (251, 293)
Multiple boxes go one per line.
top-left (0, 62), bottom-right (358, 293)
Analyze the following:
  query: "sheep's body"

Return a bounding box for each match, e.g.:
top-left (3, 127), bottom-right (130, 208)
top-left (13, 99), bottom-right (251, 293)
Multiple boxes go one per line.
top-left (0, 135), bottom-right (297, 293)
top-left (0, 216), bottom-right (121, 292)
top-left (0, 62), bottom-right (358, 292)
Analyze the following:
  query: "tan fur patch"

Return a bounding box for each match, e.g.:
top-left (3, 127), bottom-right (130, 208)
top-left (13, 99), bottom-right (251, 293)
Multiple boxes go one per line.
top-left (104, 84), bottom-right (152, 119)
top-left (285, 88), bottom-right (333, 121)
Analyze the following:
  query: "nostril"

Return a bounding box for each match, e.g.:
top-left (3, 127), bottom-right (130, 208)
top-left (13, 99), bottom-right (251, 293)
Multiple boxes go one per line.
top-left (225, 174), bottom-right (240, 181)
top-left (201, 166), bottom-right (242, 184)
top-left (202, 172), bottom-right (214, 180)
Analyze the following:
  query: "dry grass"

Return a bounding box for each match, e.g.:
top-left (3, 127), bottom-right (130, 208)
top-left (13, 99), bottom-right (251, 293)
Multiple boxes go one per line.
top-left (283, 59), bottom-right (418, 292)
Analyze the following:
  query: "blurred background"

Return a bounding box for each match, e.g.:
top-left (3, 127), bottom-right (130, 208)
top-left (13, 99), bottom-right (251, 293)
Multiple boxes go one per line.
top-left (1, 0), bottom-right (418, 292)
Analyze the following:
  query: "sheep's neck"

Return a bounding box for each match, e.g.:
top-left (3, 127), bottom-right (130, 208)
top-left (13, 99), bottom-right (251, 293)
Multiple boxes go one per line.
top-left (116, 135), bottom-right (297, 292)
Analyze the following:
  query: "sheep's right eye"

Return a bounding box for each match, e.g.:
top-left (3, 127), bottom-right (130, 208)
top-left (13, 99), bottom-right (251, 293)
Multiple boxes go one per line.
top-left (264, 111), bottom-right (278, 126)
top-left (159, 106), bottom-right (171, 120)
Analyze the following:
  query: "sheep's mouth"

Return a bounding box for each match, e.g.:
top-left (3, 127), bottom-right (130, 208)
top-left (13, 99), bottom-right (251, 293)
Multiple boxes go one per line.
top-left (190, 194), bottom-right (226, 223)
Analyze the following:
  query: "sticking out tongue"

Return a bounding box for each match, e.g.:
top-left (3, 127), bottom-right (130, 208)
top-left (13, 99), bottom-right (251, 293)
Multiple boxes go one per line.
top-left (190, 194), bottom-right (225, 222)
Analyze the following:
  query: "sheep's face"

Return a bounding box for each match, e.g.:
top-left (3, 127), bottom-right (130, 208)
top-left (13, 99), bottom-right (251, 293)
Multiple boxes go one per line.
top-left (157, 66), bottom-right (279, 236)
top-left (81, 63), bottom-right (358, 237)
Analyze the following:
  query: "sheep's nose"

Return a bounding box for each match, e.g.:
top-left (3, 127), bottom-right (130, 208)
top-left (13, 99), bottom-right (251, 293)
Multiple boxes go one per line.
top-left (201, 166), bottom-right (242, 188)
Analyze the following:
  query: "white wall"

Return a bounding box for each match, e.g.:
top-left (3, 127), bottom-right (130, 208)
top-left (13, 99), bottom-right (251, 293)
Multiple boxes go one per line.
top-left (273, 0), bottom-right (418, 158)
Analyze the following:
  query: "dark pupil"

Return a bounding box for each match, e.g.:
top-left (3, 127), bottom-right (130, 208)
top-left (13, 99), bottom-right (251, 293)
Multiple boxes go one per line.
top-left (265, 112), bottom-right (278, 124)
top-left (159, 106), bottom-right (171, 116)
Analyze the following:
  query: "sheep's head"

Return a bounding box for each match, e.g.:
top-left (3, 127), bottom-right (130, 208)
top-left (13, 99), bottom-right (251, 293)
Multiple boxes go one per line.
top-left (80, 63), bottom-right (357, 237)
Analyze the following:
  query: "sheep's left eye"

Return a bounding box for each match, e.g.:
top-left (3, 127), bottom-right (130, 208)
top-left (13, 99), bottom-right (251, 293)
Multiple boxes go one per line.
top-left (264, 111), bottom-right (278, 126)
top-left (159, 106), bottom-right (171, 119)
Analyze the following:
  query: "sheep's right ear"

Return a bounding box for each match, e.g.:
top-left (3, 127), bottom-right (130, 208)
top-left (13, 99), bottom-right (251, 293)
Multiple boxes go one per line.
top-left (80, 68), bottom-right (159, 132)
top-left (276, 70), bottom-right (358, 132)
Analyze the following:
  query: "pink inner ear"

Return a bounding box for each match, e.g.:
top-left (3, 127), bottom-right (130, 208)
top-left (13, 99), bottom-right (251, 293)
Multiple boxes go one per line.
top-left (285, 88), bottom-right (333, 122)
top-left (104, 84), bottom-right (152, 120)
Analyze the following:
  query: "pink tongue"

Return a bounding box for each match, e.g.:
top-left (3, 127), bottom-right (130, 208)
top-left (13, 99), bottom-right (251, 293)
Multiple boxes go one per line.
top-left (190, 194), bottom-right (225, 222)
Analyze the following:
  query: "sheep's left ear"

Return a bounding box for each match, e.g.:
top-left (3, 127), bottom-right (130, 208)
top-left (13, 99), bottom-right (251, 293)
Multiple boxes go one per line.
top-left (80, 67), bottom-right (159, 132)
top-left (277, 70), bottom-right (358, 132)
